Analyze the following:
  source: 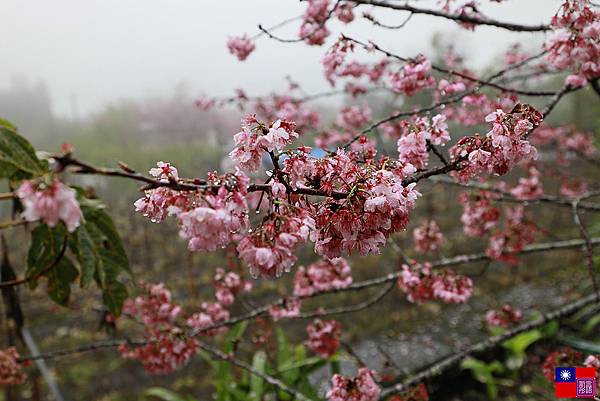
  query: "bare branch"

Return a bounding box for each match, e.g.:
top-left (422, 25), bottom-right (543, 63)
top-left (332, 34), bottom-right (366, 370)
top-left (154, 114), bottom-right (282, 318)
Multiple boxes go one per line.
top-left (352, 0), bottom-right (552, 32)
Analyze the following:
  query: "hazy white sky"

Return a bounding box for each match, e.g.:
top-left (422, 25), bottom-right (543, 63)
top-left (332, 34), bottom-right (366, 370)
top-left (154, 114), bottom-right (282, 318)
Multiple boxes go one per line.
top-left (0, 0), bottom-right (561, 117)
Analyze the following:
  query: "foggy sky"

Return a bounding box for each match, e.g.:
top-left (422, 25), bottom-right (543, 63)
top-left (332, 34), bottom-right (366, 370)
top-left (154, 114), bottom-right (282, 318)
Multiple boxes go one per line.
top-left (0, 0), bottom-right (561, 118)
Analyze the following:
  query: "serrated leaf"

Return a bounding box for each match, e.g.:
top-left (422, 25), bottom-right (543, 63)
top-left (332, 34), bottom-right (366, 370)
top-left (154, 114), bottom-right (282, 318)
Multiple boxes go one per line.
top-left (0, 123), bottom-right (45, 177)
top-left (82, 206), bottom-right (130, 284)
top-left (46, 257), bottom-right (78, 306)
top-left (69, 226), bottom-right (97, 288)
top-left (27, 224), bottom-right (68, 286)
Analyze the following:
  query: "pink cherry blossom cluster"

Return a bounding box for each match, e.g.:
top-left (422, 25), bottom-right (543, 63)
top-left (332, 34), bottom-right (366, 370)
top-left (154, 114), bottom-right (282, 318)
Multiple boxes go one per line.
top-left (314, 163), bottom-right (421, 258)
top-left (120, 280), bottom-right (235, 374)
top-left (336, 104), bottom-right (372, 131)
top-left (335, 2), bottom-right (355, 24)
top-left (322, 39), bottom-right (388, 87)
top-left (388, 383), bottom-right (429, 401)
top-left (459, 191), bottom-right (501, 237)
top-left (213, 268), bottom-right (252, 306)
top-left (397, 262), bottom-right (473, 304)
top-left (531, 124), bottom-right (597, 164)
top-left (545, 0), bottom-right (600, 86)
top-left (396, 114), bottom-right (451, 170)
top-left (119, 283), bottom-right (197, 374)
top-left (237, 205), bottom-right (315, 278)
top-left (16, 178), bottom-right (83, 232)
top-left (300, 0), bottom-right (331, 45)
top-left (450, 104), bottom-right (542, 182)
top-left (542, 347), bottom-right (582, 383)
top-left (230, 116), bottom-right (299, 171)
top-left (504, 43), bottom-right (530, 66)
top-left (437, 78), bottom-right (467, 97)
top-left (0, 347), bottom-right (27, 387)
top-left (135, 163), bottom-right (250, 252)
top-left (327, 368), bottom-right (381, 401)
top-left (268, 297), bottom-right (302, 321)
top-left (510, 166), bottom-right (543, 200)
top-left (389, 55), bottom-right (436, 96)
top-left (186, 301), bottom-right (230, 337)
top-left (305, 318), bottom-right (341, 357)
top-left (413, 219), bottom-right (445, 253)
top-left (176, 170), bottom-right (250, 252)
top-left (486, 206), bottom-right (538, 265)
top-left (485, 303), bottom-right (523, 328)
top-left (559, 177), bottom-right (588, 199)
top-left (227, 35), bottom-right (256, 61)
top-left (294, 257), bottom-right (352, 296)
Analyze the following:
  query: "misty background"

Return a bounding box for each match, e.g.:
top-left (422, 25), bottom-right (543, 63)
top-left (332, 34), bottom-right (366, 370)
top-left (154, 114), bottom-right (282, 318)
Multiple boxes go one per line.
top-left (4, 2), bottom-right (599, 400)
top-left (1, 0), bottom-right (561, 118)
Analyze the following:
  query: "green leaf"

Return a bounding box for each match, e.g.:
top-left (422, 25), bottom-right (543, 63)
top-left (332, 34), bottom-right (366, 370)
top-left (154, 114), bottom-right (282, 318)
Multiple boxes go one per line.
top-left (69, 205), bottom-right (130, 316)
top-left (81, 206), bottom-right (130, 283)
top-left (583, 313), bottom-right (600, 335)
top-left (102, 280), bottom-right (128, 316)
top-left (276, 327), bottom-right (291, 369)
top-left (145, 388), bottom-right (195, 401)
top-left (502, 330), bottom-right (543, 357)
top-left (461, 357), bottom-right (504, 400)
top-left (249, 351), bottom-right (267, 400)
top-left (69, 226), bottom-right (97, 288)
top-left (559, 336), bottom-right (600, 354)
top-left (0, 122), bottom-right (45, 178)
top-left (27, 224), bottom-right (68, 286)
top-left (502, 329), bottom-right (543, 370)
top-left (46, 257), bottom-right (78, 306)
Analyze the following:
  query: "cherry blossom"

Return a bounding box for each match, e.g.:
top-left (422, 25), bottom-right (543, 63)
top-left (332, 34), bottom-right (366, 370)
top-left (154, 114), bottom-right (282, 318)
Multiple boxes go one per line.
top-left (300, 0), bottom-right (331, 45)
top-left (119, 283), bottom-right (197, 374)
top-left (186, 301), bottom-right (230, 337)
top-left (314, 164), bottom-right (421, 258)
top-left (335, 2), bottom-right (355, 23)
top-left (327, 368), bottom-right (381, 401)
top-left (459, 191), bottom-right (500, 237)
top-left (450, 104), bottom-right (541, 182)
top-left (397, 262), bottom-right (473, 304)
top-left (485, 304), bottom-right (523, 328)
top-left (16, 178), bottom-right (83, 232)
top-left (294, 258), bottom-right (352, 296)
top-left (337, 104), bottom-right (372, 131)
top-left (237, 205), bottom-right (315, 278)
top-left (268, 298), bottom-right (302, 321)
top-left (305, 318), bottom-right (341, 357)
top-left (545, 0), bottom-right (600, 83)
top-left (227, 35), bottom-right (256, 61)
top-left (389, 56), bottom-right (436, 96)
top-left (230, 117), bottom-right (299, 171)
top-left (149, 161), bottom-right (179, 182)
top-left (0, 347), bottom-right (27, 387)
top-left (486, 206), bottom-right (537, 265)
top-left (510, 167), bottom-right (543, 200)
top-left (413, 220), bottom-right (444, 253)
top-left (388, 383), bottom-right (429, 401)
top-left (175, 171), bottom-right (249, 252)
top-left (213, 268), bottom-right (252, 306)
top-left (542, 347), bottom-right (582, 383)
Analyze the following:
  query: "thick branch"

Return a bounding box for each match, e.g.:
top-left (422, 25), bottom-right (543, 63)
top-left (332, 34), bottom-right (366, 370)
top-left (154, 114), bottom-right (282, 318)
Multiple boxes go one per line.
top-left (352, 0), bottom-right (552, 32)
